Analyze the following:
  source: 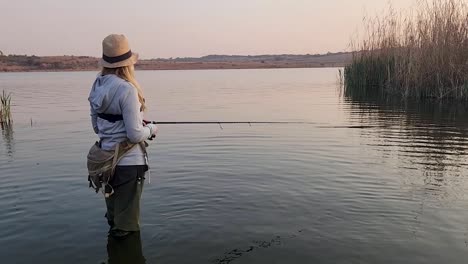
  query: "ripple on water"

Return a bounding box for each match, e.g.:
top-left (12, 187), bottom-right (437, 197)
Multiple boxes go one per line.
top-left (2, 69), bottom-right (468, 264)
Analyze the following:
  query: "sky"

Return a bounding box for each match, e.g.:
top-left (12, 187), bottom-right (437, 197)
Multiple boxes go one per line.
top-left (0, 0), bottom-right (416, 58)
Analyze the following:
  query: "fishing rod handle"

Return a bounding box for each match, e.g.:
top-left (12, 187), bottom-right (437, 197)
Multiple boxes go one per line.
top-left (143, 120), bottom-right (157, 140)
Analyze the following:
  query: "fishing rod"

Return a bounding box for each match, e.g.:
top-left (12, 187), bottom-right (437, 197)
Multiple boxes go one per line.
top-left (143, 120), bottom-right (315, 140)
top-left (143, 120), bottom-right (393, 129)
top-left (143, 120), bottom-right (395, 140)
top-left (144, 121), bottom-right (315, 125)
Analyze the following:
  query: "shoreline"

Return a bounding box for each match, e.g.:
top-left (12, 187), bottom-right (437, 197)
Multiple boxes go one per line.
top-left (0, 64), bottom-right (347, 73)
top-left (0, 53), bottom-right (352, 73)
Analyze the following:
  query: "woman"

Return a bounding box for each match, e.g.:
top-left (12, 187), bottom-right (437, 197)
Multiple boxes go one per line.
top-left (88, 34), bottom-right (157, 238)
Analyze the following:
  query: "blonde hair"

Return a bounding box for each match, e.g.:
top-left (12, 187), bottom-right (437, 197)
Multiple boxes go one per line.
top-left (101, 65), bottom-right (146, 111)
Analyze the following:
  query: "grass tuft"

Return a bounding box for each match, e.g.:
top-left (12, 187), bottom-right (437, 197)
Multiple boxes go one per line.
top-left (0, 90), bottom-right (12, 125)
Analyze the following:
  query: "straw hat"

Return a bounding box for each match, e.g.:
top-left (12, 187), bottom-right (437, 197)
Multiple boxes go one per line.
top-left (99, 34), bottom-right (139, 68)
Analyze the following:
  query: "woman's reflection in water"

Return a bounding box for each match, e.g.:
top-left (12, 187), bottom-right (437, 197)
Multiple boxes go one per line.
top-left (107, 231), bottom-right (146, 264)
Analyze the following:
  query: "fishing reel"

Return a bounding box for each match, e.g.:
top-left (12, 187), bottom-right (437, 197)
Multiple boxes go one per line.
top-left (143, 120), bottom-right (157, 140)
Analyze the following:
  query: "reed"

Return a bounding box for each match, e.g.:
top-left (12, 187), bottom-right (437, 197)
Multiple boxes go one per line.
top-left (0, 90), bottom-right (12, 125)
top-left (343, 0), bottom-right (468, 101)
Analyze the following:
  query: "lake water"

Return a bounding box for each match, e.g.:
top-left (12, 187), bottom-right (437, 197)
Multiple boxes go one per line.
top-left (1, 68), bottom-right (468, 264)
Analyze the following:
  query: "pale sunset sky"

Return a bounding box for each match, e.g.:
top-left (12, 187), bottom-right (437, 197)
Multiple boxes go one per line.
top-left (1, 0), bottom-right (416, 58)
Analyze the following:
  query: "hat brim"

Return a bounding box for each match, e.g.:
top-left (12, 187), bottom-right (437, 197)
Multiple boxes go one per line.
top-left (99, 52), bottom-right (139, 68)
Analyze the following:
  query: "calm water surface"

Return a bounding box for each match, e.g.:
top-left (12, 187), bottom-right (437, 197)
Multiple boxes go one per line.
top-left (1, 68), bottom-right (468, 263)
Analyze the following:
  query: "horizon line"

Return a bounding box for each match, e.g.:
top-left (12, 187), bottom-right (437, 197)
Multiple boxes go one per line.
top-left (0, 50), bottom-right (352, 60)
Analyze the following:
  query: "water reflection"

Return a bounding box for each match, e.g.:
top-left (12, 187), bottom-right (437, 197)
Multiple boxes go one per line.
top-left (105, 232), bottom-right (146, 264)
top-left (343, 97), bottom-right (468, 241)
top-left (1, 122), bottom-right (15, 157)
top-left (345, 97), bottom-right (468, 200)
top-left (3, 70), bottom-right (468, 264)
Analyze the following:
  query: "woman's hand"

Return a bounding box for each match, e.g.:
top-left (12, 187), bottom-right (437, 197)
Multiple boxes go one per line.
top-left (146, 123), bottom-right (158, 139)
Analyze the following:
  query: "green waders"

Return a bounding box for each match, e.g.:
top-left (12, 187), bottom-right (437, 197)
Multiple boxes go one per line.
top-left (105, 165), bottom-right (146, 232)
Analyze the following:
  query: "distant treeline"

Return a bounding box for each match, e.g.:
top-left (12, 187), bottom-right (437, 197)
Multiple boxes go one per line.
top-left (152, 52), bottom-right (351, 62)
top-left (0, 54), bottom-right (98, 71)
top-left (0, 52), bottom-right (352, 72)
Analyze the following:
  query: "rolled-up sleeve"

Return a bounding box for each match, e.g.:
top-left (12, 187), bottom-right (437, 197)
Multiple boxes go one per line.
top-left (120, 84), bottom-right (151, 143)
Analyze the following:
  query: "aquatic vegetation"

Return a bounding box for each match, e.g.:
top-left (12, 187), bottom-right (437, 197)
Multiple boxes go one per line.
top-left (0, 90), bottom-right (12, 125)
top-left (343, 0), bottom-right (468, 100)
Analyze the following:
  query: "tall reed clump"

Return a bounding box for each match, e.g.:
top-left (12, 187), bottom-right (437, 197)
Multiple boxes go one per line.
top-left (0, 90), bottom-right (12, 125)
top-left (343, 0), bottom-right (468, 101)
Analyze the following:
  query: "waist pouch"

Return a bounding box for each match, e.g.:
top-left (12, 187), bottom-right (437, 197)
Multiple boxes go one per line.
top-left (87, 140), bottom-right (147, 197)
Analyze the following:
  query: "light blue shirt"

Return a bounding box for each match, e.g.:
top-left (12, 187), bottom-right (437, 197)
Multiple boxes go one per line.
top-left (88, 74), bottom-right (150, 165)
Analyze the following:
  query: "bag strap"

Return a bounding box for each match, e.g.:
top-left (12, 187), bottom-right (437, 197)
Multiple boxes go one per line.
top-left (139, 141), bottom-right (148, 155)
top-left (97, 113), bottom-right (123, 123)
top-left (109, 140), bottom-right (141, 177)
top-left (105, 140), bottom-right (147, 185)
top-left (110, 142), bottom-right (121, 177)
top-left (104, 142), bottom-right (127, 198)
